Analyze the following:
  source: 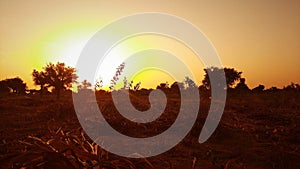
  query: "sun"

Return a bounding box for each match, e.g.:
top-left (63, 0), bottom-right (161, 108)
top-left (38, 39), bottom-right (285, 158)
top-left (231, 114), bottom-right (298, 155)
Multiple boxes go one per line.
top-left (58, 36), bottom-right (90, 68)
top-left (35, 22), bottom-right (204, 90)
top-left (93, 34), bottom-right (204, 90)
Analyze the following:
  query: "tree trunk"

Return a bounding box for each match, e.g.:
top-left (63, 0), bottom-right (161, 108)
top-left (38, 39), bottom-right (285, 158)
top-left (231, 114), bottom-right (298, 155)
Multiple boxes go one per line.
top-left (56, 88), bottom-right (60, 99)
top-left (40, 85), bottom-right (43, 97)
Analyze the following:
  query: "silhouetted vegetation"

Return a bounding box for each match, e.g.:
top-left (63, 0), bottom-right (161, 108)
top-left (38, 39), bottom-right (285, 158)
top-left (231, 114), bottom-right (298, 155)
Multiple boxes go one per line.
top-left (266, 86), bottom-right (280, 92)
top-left (184, 76), bottom-right (197, 89)
top-left (234, 78), bottom-right (250, 92)
top-left (202, 67), bottom-right (242, 90)
top-left (32, 69), bottom-right (48, 95)
top-left (109, 62), bottom-right (125, 91)
top-left (0, 62), bottom-right (300, 169)
top-left (0, 63), bottom-right (298, 97)
top-left (77, 79), bottom-right (92, 90)
top-left (171, 81), bottom-right (184, 88)
top-left (94, 78), bottom-right (103, 91)
top-left (133, 81), bottom-right (141, 91)
top-left (283, 82), bottom-right (300, 91)
top-left (0, 80), bottom-right (10, 93)
top-left (156, 82), bottom-right (169, 90)
top-left (252, 84), bottom-right (265, 92)
top-left (0, 77), bottom-right (27, 94)
top-left (32, 62), bottom-right (78, 98)
top-left (4, 60), bottom-right (299, 97)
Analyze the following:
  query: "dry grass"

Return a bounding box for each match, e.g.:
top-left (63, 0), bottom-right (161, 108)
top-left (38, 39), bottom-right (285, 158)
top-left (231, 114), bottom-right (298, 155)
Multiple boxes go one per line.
top-left (2, 125), bottom-right (158, 169)
top-left (0, 90), bottom-right (299, 169)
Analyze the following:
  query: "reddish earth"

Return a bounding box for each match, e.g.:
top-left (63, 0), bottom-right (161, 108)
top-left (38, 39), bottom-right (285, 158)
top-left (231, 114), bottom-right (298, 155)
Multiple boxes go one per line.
top-left (0, 90), bottom-right (299, 169)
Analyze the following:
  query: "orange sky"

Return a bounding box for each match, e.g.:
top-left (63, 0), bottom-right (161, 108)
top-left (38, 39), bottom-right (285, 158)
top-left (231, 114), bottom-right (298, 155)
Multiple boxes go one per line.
top-left (0, 0), bottom-right (299, 89)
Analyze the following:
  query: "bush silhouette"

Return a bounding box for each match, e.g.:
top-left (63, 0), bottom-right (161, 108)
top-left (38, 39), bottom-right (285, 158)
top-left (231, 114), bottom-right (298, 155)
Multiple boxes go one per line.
top-left (170, 82), bottom-right (184, 90)
top-left (202, 67), bottom-right (242, 90)
top-left (0, 77), bottom-right (27, 94)
top-left (252, 84), bottom-right (265, 92)
top-left (77, 79), bottom-right (92, 90)
top-left (234, 78), bottom-right (250, 91)
top-left (283, 82), bottom-right (300, 91)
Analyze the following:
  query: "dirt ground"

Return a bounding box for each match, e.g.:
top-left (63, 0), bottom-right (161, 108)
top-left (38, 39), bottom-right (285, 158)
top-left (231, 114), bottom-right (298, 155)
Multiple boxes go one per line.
top-left (0, 90), bottom-right (299, 169)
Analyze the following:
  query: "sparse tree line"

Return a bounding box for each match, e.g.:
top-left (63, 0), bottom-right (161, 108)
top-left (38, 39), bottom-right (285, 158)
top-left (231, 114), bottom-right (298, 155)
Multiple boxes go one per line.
top-left (0, 62), bottom-right (299, 98)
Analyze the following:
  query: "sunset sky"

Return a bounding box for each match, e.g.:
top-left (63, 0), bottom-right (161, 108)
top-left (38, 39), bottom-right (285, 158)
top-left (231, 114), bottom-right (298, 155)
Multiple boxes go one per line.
top-left (0, 0), bottom-right (299, 89)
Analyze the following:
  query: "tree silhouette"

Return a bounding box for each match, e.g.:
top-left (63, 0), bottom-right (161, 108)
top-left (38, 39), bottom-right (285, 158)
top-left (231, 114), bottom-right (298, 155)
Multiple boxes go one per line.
top-left (266, 86), bottom-right (279, 92)
top-left (11, 78), bottom-right (27, 94)
top-left (252, 84), bottom-right (265, 92)
top-left (202, 67), bottom-right (242, 89)
top-left (283, 82), bottom-right (300, 91)
top-left (170, 82), bottom-right (184, 90)
top-left (184, 76), bottom-right (197, 89)
top-left (33, 62), bottom-right (78, 98)
top-left (32, 69), bottom-right (48, 95)
top-left (0, 77), bottom-right (27, 94)
top-left (0, 80), bottom-right (9, 93)
top-left (234, 78), bottom-right (250, 91)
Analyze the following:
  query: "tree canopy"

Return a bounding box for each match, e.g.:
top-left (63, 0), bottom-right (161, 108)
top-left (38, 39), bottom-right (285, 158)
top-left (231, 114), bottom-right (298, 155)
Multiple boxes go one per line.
top-left (184, 76), bottom-right (197, 89)
top-left (32, 69), bottom-right (48, 95)
top-left (202, 67), bottom-right (242, 90)
top-left (235, 78), bottom-right (250, 91)
top-left (0, 77), bottom-right (27, 94)
top-left (32, 62), bottom-right (78, 98)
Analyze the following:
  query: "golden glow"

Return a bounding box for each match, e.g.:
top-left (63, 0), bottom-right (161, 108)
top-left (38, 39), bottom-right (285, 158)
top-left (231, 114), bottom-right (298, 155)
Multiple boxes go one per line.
top-left (132, 68), bottom-right (176, 89)
top-left (95, 34), bottom-right (203, 89)
top-left (1, 0), bottom-right (300, 89)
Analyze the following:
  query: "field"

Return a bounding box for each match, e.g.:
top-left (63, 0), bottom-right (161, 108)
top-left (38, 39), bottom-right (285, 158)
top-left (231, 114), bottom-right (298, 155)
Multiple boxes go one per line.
top-left (0, 90), bottom-right (299, 169)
